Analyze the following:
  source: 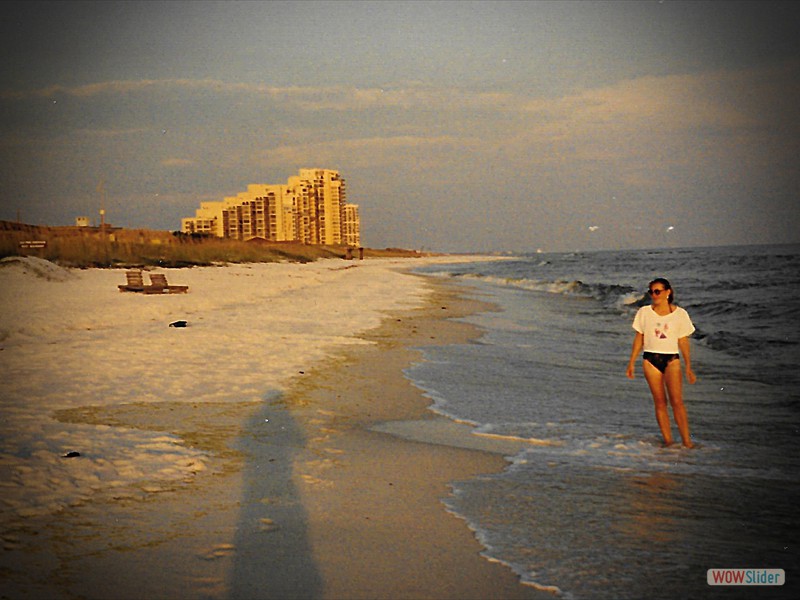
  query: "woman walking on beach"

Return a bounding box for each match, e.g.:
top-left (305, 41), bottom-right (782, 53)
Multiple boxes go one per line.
top-left (626, 278), bottom-right (696, 448)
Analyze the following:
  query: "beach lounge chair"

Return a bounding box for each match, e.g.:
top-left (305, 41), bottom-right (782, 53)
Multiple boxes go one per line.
top-left (145, 273), bottom-right (189, 294)
top-left (118, 270), bottom-right (146, 292)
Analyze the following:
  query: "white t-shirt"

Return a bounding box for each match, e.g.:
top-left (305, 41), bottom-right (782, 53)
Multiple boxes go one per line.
top-left (632, 305), bottom-right (695, 354)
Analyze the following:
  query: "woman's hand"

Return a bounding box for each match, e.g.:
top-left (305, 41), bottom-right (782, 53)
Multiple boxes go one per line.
top-left (678, 337), bottom-right (696, 384)
top-left (627, 333), bottom-right (644, 380)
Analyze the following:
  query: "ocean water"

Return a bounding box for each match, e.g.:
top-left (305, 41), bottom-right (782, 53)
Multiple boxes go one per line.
top-left (411, 245), bottom-right (800, 599)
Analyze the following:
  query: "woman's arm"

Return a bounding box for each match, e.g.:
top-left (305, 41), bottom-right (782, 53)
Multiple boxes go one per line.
top-left (678, 336), bottom-right (696, 384)
top-left (626, 333), bottom-right (644, 379)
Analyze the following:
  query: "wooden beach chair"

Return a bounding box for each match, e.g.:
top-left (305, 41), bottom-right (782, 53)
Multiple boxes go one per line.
top-left (118, 270), bottom-right (146, 292)
top-left (145, 273), bottom-right (189, 294)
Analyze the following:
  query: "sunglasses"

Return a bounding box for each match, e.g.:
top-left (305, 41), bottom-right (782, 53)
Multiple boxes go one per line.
top-left (649, 289), bottom-right (668, 296)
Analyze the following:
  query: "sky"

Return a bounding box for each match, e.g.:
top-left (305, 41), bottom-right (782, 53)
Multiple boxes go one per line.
top-left (1, 0), bottom-right (798, 253)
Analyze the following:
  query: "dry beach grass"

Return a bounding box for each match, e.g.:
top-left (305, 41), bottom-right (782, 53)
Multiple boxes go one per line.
top-left (1, 221), bottom-right (430, 267)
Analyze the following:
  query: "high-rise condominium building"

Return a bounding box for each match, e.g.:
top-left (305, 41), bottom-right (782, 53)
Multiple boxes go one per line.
top-left (181, 169), bottom-right (360, 246)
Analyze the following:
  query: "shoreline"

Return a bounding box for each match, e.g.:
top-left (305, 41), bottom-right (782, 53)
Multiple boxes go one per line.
top-left (276, 275), bottom-right (547, 599)
top-left (1, 259), bottom-right (547, 599)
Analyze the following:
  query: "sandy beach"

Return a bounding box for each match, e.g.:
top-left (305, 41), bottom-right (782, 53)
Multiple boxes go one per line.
top-left (1, 256), bottom-right (545, 599)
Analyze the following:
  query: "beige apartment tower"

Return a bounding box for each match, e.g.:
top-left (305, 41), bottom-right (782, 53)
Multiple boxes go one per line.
top-left (181, 169), bottom-right (360, 247)
top-left (343, 203), bottom-right (361, 248)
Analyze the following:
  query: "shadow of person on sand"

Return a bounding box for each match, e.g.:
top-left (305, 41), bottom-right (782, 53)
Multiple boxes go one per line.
top-left (230, 391), bottom-right (322, 599)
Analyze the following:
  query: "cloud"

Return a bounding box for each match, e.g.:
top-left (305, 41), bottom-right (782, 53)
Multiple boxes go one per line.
top-left (480, 61), bottom-right (800, 194)
top-left (3, 61), bottom-right (796, 247)
top-left (256, 135), bottom-right (469, 169)
top-left (75, 127), bottom-right (150, 138)
top-left (3, 77), bottom-right (522, 113)
top-left (556, 61), bottom-right (796, 138)
top-left (161, 157), bottom-right (194, 168)
top-left (14, 66), bottom-right (794, 160)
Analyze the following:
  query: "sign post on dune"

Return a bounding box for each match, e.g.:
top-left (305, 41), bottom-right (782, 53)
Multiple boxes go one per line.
top-left (19, 241), bottom-right (47, 249)
top-left (18, 240), bottom-right (47, 256)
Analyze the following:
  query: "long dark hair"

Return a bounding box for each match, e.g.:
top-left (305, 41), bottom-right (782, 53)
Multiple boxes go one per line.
top-left (649, 277), bottom-right (675, 304)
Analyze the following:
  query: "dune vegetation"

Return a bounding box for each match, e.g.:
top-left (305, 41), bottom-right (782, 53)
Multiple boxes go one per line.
top-left (0, 221), bottom-right (427, 268)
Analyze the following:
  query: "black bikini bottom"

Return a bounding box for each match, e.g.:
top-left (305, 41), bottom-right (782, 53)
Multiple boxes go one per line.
top-left (643, 352), bottom-right (679, 374)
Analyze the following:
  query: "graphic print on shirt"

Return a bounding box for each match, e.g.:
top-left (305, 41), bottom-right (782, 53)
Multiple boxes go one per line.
top-left (654, 322), bottom-right (669, 340)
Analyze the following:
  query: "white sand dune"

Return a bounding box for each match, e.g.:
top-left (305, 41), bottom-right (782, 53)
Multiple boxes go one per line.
top-left (0, 255), bottom-right (475, 525)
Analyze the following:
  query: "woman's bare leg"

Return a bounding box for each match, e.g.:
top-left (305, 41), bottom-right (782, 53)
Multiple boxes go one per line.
top-left (664, 360), bottom-right (693, 448)
top-left (643, 360), bottom-right (674, 446)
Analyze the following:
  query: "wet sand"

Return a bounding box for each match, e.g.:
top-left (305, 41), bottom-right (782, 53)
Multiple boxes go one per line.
top-left (278, 280), bottom-right (547, 599)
